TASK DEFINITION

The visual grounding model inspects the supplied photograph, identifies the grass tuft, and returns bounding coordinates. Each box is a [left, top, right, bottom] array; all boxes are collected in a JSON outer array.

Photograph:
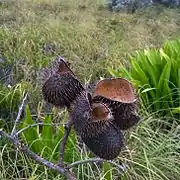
[[0, 0, 180, 179]]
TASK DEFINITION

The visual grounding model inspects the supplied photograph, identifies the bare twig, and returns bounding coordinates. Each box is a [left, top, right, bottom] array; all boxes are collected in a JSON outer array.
[[0, 130, 76, 180], [67, 158, 128, 173], [11, 92, 28, 136], [15, 123, 54, 136], [58, 117, 72, 166]]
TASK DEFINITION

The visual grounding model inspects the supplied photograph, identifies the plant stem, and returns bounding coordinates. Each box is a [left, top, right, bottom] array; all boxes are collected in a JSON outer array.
[[58, 116, 72, 166], [0, 130, 77, 180], [11, 92, 28, 136]]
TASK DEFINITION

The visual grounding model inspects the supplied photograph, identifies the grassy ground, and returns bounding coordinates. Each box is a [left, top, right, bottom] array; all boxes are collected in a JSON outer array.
[[1, 0, 180, 81], [0, 0, 180, 179]]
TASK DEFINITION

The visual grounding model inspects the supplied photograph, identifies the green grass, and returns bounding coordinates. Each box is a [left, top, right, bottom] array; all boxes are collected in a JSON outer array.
[[0, 0, 180, 179], [1, 0, 180, 82], [1, 113, 179, 180]]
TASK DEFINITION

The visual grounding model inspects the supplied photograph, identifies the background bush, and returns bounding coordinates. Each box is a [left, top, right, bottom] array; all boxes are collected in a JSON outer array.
[[109, 39, 180, 117]]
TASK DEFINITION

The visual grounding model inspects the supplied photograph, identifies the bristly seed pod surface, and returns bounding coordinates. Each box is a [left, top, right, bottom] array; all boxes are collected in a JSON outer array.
[[71, 91, 124, 160], [40, 56, 84, 108], [114, 103, 140, 130], [82, 124, 124, 160], [70, 91, 92, 132], [71, 91, 113, 137]]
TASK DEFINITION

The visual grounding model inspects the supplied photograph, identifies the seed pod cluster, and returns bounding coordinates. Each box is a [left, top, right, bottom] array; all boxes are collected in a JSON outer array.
[[40, 57, 140, 160]]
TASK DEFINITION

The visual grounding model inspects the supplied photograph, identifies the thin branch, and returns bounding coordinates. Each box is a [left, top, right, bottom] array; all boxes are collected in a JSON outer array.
[[11, 92, 28, 136], [15, 123, 54, 136], [67, 158, 128, 173], [58, 117, 72, 166], [0, 130, 76, 180]]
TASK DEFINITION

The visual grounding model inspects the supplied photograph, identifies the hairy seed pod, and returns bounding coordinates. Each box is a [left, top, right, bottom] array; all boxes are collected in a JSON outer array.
[[93, 78, 140, 130], [70, 91, 93, 132], [40, 56, 84, 108], [71, 92, 124, 160], [113, 102, 140, 130], [81, 124, 124, 160], [92, 102, 112, 121]]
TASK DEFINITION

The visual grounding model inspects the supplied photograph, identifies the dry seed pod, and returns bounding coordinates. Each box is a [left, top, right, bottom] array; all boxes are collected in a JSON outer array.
[[93, 78, 137, 104], [71, 92, 112, 138], [81, 124, 124, 160], [71, 92, 124, 160], [40, 56, 84, 108], [93, 78, 140, 130], [70, 91, 93, 132], [114, 105, 140, 130]]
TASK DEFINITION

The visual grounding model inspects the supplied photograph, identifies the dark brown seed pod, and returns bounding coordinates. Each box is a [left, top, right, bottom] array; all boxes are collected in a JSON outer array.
[[81, 124, 124, 160], [113, 103, 140, 130], [71, 91, 112, 138], [40, 56, 84, 108], [70, 92, 124, 160], [70, 91, 93, 132], [93, 78, 140, 130]]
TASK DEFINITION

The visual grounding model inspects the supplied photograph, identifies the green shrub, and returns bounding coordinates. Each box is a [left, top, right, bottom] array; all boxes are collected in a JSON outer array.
[[21, 105, 79, 163], [109, 39, 180, 116], [1, 111, 179, 180], [0, 82, 27, 131], [19, 105, 116, 179], [0, 83, 25, 115]]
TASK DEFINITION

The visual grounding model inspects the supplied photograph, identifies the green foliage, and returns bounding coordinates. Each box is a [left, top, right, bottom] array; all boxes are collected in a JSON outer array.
[[1, 0, 180, 179], [0, 83, 26, 116], [109, 39, 180, 116], [0, 82, 27, 132], [123, 116, 180, 180], [1, 0, 180, 83], [1, 112, 180, 180], [21, 105, 78, 163]]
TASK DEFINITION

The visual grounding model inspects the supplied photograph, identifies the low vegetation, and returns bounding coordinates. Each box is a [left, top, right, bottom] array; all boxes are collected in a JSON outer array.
[[109, 39, 180, 117], [0, 0, 180, 179]]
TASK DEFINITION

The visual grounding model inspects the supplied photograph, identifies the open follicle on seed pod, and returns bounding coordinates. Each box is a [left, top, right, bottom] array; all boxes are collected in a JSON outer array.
[[92, 102, 112, 121], [71, 92, 124, 160], [40, 56, 84, 108], [93, 78, 140, 130]]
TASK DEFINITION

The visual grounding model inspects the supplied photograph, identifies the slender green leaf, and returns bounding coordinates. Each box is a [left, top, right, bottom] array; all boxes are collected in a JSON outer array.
[[22, 105, 41, 152], [103, 162, 113, 180], [141, 88, 157, 94], [172, 107, 180, 114], [131, 60, 148, 85], [41, 115, 53, 148]]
